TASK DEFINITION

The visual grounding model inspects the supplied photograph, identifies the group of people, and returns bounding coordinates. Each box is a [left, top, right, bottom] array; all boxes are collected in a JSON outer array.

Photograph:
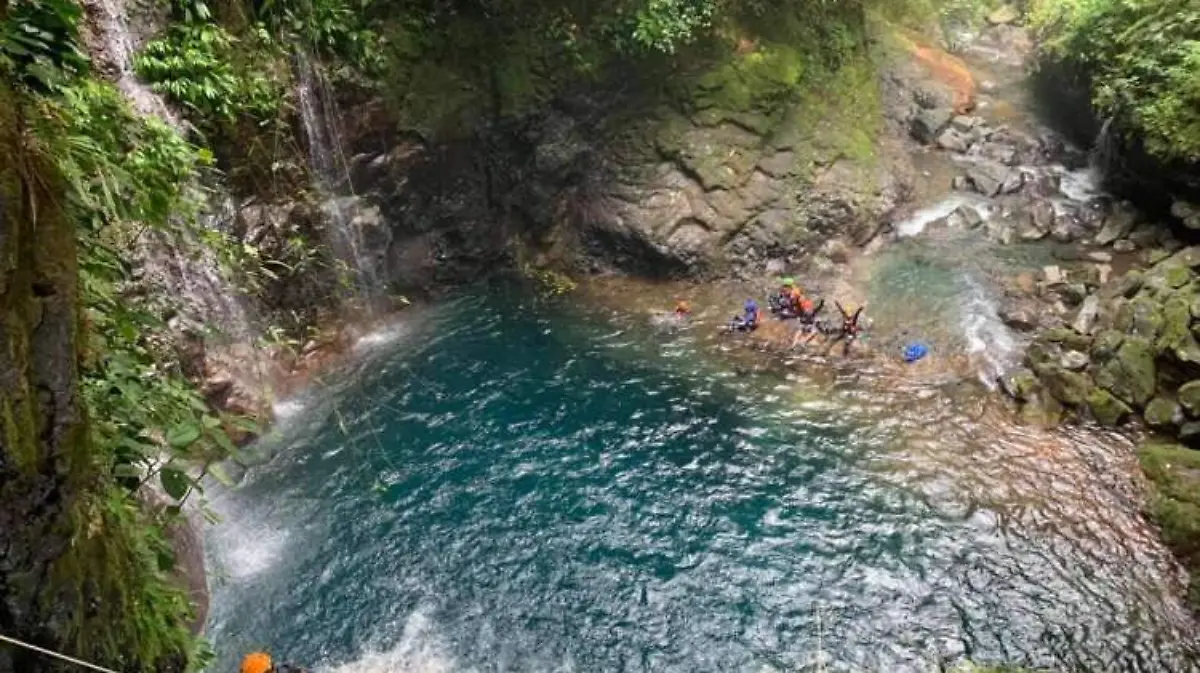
[[723, 278, 865, 355]]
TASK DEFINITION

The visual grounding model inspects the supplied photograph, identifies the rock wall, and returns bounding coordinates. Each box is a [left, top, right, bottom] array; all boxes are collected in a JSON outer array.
[[311, 41, 954, 288], [0, 81, 90, 672]]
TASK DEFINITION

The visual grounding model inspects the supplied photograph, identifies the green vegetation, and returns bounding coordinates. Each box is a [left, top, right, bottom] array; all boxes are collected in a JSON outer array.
[[2, 1, 253, 669], [1139, 442, 1200, 609], [1030, 0, 1200, 161]]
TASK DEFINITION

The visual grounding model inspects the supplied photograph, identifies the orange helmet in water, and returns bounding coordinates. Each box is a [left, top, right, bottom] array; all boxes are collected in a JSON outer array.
[[242, 652, 273, 673]]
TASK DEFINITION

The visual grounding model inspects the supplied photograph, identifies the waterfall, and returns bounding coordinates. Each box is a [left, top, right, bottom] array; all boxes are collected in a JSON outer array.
[[1090, 116, 1119, 184], [85, 0, 268, 388], [90, 0, 182, 128], [294, 52, 381, 301]]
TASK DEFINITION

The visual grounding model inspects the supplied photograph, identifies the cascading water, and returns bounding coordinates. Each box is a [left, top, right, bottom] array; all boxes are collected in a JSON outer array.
[[959, 275, 1017, 387], [90, 0, 181, 127], [295, 52, 381, 301], [85, 0, 266, 382]]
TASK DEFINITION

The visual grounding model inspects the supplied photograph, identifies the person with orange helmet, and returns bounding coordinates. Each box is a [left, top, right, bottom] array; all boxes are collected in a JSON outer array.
[[242, 652, 309, 673]]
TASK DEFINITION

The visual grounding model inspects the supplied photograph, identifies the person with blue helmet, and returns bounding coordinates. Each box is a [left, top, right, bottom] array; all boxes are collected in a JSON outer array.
[[728, 298, 762, 332]]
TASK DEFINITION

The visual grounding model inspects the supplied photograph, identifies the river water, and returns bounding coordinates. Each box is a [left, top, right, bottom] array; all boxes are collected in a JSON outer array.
[[205, 284, 1199, 673]]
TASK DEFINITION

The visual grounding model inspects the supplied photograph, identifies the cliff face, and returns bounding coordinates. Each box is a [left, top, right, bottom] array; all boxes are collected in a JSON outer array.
[[0, 81, 90, 672]]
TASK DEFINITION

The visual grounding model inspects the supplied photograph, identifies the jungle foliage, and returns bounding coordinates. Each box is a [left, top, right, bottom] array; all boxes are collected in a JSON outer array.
[[1031, 0, 1200, 162]]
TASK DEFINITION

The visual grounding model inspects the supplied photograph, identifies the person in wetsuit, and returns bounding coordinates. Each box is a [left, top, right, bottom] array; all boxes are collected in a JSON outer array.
[[790, 297, 825, 348], [826, 301, 864, 355], [728, 299, 762, 332], [769, 280, 797, 318]]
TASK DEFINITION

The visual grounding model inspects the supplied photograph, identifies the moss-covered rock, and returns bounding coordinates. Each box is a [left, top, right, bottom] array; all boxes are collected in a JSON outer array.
[[1119, 295, 1164, 340], [1000, 367, 1040, 401], [1145, 396, 1184, 428], [1138, 442, 1200, 609], [1090, 329, 1125, 362], [1039, 365, 1093, 407], [1158, 296, 1200, 365], [1180, 381, 1200, 416], [1088, 388, 1132, 426], [1095, 336, 1157, 406], [1042, 326, 1093, 351]]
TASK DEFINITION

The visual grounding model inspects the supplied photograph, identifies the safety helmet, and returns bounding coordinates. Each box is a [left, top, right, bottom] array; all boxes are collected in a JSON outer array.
[[780, 277, 795, 287], [241, 652, 273, 673]]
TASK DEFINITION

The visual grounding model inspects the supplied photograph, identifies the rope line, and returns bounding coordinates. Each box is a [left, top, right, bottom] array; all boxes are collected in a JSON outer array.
[[0, 633, 120, 673]]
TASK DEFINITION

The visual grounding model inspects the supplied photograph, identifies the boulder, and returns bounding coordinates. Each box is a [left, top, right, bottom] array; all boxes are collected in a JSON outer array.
[[1051, 218, 1087, 244], [1167, 246, 1200, 269], [1042, 265, 1066, 286], [1029, 200, 1056, 232], [1071, 295, 1101, 335], [999, 171, 1027, 195], [1095, 336, 1156, 407], [1094, 205, 1136, 245], [1112, 239, 1137, 253], [1088, 388, 1132, 426], [1181, 381, 1200, 416], [985, 219, 1015, 245], [936, 129, 972, 153], [1042, 326, 1093, 352], [1018, 219, 1049, 241], [999, 302, 1039, 331], [1145, 397, 1184, 428], [1171, 200, 1200, 230], [1180, 422, 1200, 445], [1000, 368, 1040, 401], [1059, 283, 1088, 306], [1159, 297, 1200, 365], [951, 116, 983, 133], [1086, 251, 1113, 263], [951, 175, 971, 191], [1121, 296, 1164, 340], [912, 108, 954, 144], [1090, 330, 1124, 361], [1040, 366, 1093, 406], [954, 205, 984, 228], [967, 164, 1009, 197], [988, 5, 1020, 25], [1116, 271, 1143, 298], [1061, 350, 1090, 371]]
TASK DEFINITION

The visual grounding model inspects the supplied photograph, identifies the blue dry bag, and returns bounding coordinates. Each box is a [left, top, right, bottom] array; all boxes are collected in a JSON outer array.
[[903, 342, 929, 363]]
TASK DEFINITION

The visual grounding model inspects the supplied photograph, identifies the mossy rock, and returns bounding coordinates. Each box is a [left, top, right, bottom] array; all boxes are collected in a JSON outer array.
[[1145, 263, 1194, 294], [1095, 336, 1157, 407], [1145, 396, 1184, 428], [1158, 296, 1200, 365], [1039, 365, 1093, 407], [1181, 381, 1200, 416], [1001, 368, 1040, 402], [1090, 329, 1125, 362], [1042, 326, 1092, 351], [1138, 442, 1200, 608], [1124, 296, 1165, 340], [1116, 270, 1143, 298], [1088, 388, 1132, 426]]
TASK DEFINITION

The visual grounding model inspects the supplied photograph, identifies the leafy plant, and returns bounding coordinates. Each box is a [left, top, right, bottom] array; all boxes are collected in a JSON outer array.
[[1031, 0, 1200, 161]]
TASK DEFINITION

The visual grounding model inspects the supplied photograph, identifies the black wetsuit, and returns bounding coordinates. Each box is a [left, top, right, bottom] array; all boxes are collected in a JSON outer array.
[[827, 301, 863, 355]]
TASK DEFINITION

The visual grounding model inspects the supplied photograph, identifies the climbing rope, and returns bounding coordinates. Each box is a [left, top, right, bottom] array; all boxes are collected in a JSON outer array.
[[0, 633, 120, 673]]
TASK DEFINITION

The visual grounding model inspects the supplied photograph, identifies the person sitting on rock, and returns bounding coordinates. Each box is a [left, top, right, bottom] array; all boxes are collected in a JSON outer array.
[[826, 301, 865, 355], [728, 299, 761, 332], [791, 297, 826, 349], [242, 651, 310, 673], [769, 278, 805, 319]]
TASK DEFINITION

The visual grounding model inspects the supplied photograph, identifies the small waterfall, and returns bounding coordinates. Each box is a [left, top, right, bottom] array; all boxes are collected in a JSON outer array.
[[90, 0, 182, 128], [86, 0, 269, 392], [294, 52, 380, 300], [959, 275, 1017, 388]]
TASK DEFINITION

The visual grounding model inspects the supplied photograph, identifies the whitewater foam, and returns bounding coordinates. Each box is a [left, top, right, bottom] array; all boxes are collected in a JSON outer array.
[[959, 275, 1017, 387], [893, 196, 985, 237], [320, 609, 465, 673]]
